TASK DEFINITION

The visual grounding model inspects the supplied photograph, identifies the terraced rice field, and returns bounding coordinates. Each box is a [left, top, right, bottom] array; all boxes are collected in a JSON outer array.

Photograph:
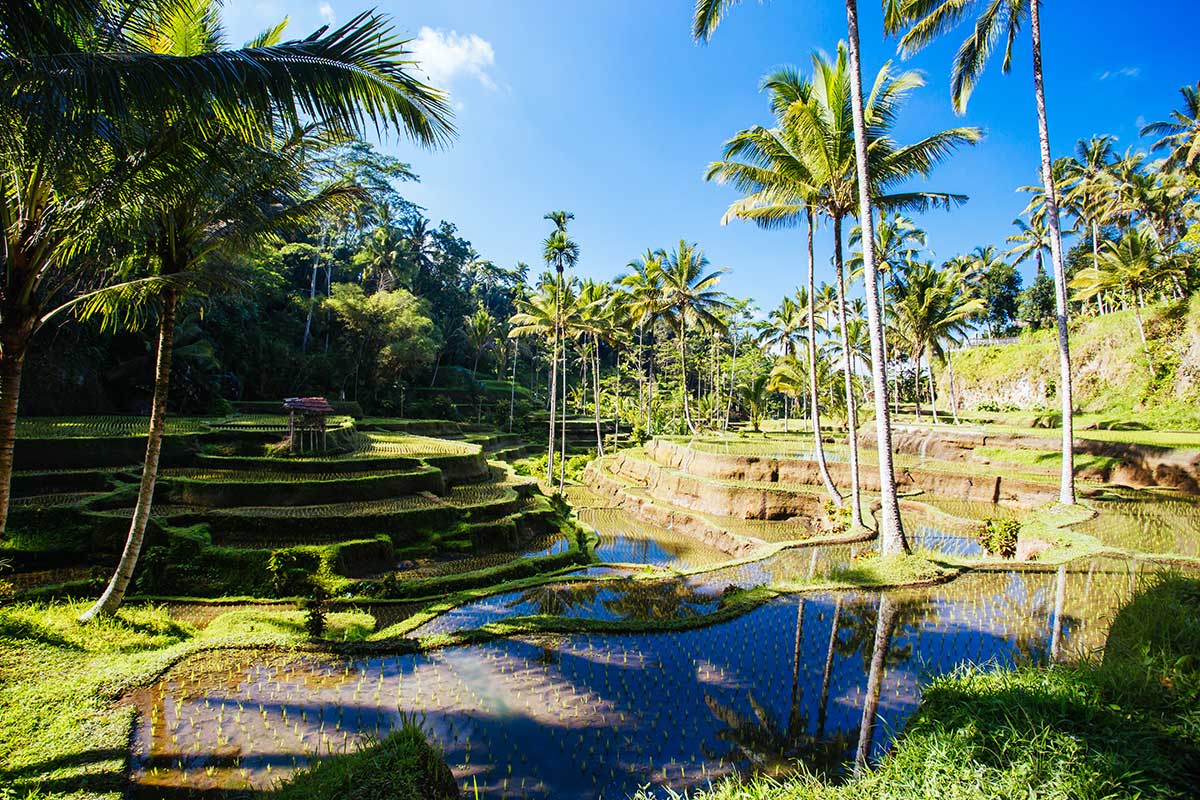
[[580, 508, 731, 569], [132, 561, 1146, 799], [1077, 488, 1200, 557]]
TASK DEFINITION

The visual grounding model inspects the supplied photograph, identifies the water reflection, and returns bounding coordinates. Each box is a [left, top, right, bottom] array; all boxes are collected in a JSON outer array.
[[132, 562, 1146, 799]]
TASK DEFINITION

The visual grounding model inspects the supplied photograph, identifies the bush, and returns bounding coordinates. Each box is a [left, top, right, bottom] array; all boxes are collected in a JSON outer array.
[[267, 548, 322, 596], [979, 517, 1021, 558], [271, 716, 457, 800], [302, 580, 330, 639]]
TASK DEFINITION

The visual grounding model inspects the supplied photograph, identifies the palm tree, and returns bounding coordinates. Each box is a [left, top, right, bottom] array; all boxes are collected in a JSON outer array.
[[1071, 228, 1184, 377], [889, 0, 1078, 506], [0, 2, 454, 539], [360, 201, 405, 291], [75, 5, 454, 620], [696, 0, 921, 550], [1063, 136, 1118, 288], [575, 279, 614, 455], [659, 240, 729, 434], [738, 373, 770, 433], [705, 73, 844, 505], [463, 306, 496, 377], [767, 356, 809, 432], [1142, 82, 1200, 173], [755, 296, 807, 432], [82, 128, 364, 620], [620, 250, 667, 437], [891, 261, 984, 424], [542, 220, 580, 486]]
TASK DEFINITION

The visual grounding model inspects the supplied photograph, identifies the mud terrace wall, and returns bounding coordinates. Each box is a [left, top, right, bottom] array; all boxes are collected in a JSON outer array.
[[644, 438, 1058, 509], [874, 426, 1200, 494]]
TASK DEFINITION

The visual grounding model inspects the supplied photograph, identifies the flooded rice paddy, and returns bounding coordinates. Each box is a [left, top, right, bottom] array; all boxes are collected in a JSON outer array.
[[132, 506, 1158, 800]]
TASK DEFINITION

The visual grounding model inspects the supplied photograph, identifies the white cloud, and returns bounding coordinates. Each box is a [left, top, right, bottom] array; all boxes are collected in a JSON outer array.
[[409, 27, 497, 90], [318, 3, 335, 25], [1099, 67, 1140, 81]]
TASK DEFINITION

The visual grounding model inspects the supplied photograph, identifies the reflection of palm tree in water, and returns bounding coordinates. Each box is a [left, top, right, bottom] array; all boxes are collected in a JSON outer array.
[[512, 582, 602, 617], [705, 600, 854, 778], [986, 569, 1077, 665], [600, 579, 717, 620], [512, 578, 715, 621]]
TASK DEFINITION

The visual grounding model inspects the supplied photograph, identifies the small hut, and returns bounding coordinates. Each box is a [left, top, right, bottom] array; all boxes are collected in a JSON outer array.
[[283, 396, 335, 453]]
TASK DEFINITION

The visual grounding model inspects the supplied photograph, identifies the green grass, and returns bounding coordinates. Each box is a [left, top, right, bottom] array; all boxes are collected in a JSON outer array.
[[0, 601, 374, 799], [269, 718, 458, 799], [633, 573, 1200, 800]]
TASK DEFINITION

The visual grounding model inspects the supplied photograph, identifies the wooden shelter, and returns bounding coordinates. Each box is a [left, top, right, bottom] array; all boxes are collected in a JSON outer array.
[[283, 396, 335, 453]]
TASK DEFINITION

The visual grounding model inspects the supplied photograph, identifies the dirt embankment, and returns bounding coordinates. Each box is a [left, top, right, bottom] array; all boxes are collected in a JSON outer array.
[[873, 426, 1200, 493], [644, 439, 1057, 509]]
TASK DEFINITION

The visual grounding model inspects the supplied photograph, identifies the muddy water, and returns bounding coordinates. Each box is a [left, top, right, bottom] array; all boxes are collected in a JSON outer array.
[[131, 560, 1146, 799]]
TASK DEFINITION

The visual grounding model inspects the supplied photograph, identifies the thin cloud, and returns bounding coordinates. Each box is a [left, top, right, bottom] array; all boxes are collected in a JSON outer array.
[[410, 27, 497, 91], [1099, 67, 1140, 81]]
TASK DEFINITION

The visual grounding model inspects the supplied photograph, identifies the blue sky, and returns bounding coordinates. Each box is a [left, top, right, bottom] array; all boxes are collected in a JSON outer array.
[[224, 1, 1199, 314]]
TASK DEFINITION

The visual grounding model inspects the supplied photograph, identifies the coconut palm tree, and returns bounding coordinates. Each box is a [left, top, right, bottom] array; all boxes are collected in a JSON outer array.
[[889, 0, 1078, 506], [1142, 82, 1200, 173], [891, 261, 984, 424], [738, 372, 770, 433], [711, 46, 979, 531], [620, 251, 666, 436], [0, 2, 454, 539], [706, 75, 843, 504], [754, 296, 807, 432], [81, 127, 367, 620], [574, 279, 614, 455], [696, 0, 927, 552], [74, 6, 454, 620], [1063, 136, 1118, 285], [659, 240, 729, 434], [463, 306, 496, 377], [1071, 228, 1185, 377]]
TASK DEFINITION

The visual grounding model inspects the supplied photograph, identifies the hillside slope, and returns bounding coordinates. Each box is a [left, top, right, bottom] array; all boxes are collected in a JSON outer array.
[[945, 294, 1200, 430]]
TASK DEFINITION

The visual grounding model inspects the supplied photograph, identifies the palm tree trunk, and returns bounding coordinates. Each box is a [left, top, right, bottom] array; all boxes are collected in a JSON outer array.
[[833, 215, 863, 527], [854, 593, 898, 776], [81, 289, 177, 620], [679, 316, 696, 434], [926, 351, 939, 424], [0, 317, 34, 538], [592, 334, 604, 456], [1030, 0, 1076, 506], [1132, 292, 1155, 378], [845, 0, 907, 551], [559, 336, 568, 493], [724, 321, 738, 432], [547, 274, 561, 485], [508, 341, 517, 433], [1049, 563, 1067, 663], [788, 599, 807, 736]]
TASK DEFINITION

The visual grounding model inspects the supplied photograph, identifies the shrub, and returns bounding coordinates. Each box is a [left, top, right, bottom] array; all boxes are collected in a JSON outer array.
[[302, 580, 330, 639], [979, 517, 1021, 558], [823, 499, 852, 533], [267, 549, 322, 596], [271, 716, 457, 800]]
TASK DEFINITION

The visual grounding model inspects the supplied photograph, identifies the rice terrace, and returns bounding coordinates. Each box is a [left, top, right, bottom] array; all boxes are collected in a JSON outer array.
[[2, 2, 1200, 799]]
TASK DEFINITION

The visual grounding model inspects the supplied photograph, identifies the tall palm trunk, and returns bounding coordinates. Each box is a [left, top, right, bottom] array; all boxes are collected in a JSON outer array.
[[678, 315, 696, 434], [1030, 0, 1076, 506], [832, 216, 863, 527], [592, 334, 604, 455], [926, 350, 940, 424], [1132, 290, 1155, 378], [547, 271, 562, 484], [854, 593, 898, 775], [559, 336, 567, 493], [508, 341, 517, 432], [807, 211, 844, 507], [81, 289, 177, 620], [1049, 563, 1067, 663], [0, 312, 36, 538], [845, 0, 907, 551]]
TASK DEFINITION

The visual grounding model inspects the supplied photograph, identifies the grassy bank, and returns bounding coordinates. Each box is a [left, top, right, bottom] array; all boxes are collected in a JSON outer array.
[[635, 573, 1200, 800]]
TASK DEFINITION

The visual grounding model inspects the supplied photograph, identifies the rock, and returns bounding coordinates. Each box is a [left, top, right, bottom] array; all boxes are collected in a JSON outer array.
[[1016, 536, 1052, 562]]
